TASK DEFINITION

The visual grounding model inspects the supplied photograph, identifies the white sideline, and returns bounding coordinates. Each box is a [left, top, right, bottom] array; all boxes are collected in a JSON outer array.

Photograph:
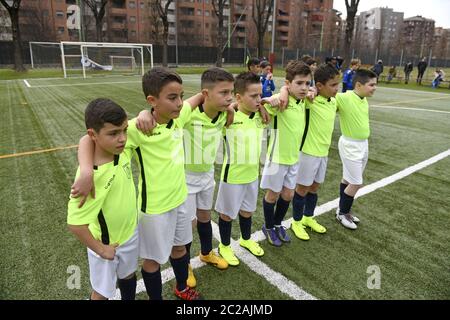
[[22, 78, 200, 88], [111, 154, 450, 300], [371, 105, 450, 114], [376, 86, 450, 97]]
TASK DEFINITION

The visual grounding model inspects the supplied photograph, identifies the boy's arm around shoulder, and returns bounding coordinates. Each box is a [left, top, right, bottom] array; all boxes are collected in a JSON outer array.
[[185, 93, 204, 110], [71, 135, 95, 208], [136, 109, 157, 135]]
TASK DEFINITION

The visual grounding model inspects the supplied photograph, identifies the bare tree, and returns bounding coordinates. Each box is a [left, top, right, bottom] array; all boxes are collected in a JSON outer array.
[[343, 0, 360, 68], [1, 0, 24, 71], [211, 0, 228, 67], [152, 0, 173, 67], [148, 0, 162, 45], [252, 0, 274, 57], [21, 6, 55, 42], [81, 0, 107, 42]]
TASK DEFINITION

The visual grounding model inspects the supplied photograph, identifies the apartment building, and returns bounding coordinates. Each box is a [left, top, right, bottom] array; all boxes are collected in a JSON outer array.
[[402, 15, 435, 58], [354, 7, 404, 57]]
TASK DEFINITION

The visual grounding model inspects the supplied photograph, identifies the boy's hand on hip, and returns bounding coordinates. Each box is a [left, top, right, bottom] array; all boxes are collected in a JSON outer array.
[[100, 243, 119, 260]]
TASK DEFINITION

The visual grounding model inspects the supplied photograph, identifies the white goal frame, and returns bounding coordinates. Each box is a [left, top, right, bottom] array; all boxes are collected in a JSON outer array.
[[110, 55, 137, 71], [29, 41, 61, 69], [60, 41, 153, 78]]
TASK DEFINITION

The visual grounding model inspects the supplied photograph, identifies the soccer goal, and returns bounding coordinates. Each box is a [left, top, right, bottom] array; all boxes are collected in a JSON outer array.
[[29, 42, 63, 69], [29, 41, 153, 78], [61, 41, 153, 78]]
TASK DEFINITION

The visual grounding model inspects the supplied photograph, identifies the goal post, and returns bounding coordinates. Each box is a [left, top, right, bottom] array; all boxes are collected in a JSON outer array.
[[60, 41, 153, 78], [29, 41, 62, 69]]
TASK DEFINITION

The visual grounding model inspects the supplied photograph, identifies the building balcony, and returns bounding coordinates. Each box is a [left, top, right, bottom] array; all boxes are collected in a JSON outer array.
[[277, 25, 289, 32], [109, 7, 127, 15], [110, 22, 126, 29]]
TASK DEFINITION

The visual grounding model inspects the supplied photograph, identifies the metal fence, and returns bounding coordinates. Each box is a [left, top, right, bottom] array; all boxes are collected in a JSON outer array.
[[1, 41, 449, 72]]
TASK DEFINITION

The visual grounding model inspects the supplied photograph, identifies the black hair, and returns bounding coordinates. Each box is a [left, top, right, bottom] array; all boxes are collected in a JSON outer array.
[[201, 67, 234, 89], [234, 71, 261, 95], [85, 98, 127, 132], [142, 67, 182, 98], [314, 63, 340, 85], [352, 69, 378, 87], [260, 60, 272, 69], [300, 55, 317, 66], [247, 57, 260, 70], [285, 60, 312, 81]]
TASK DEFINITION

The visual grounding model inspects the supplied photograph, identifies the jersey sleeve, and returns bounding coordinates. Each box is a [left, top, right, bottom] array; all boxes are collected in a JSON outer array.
[[67, 169, 109, 226], [126, 119, 142, 150], [305, 98, 313, 110], [178, 101, 193, 128], [335, 93, 343, 112], [263, 93, 279, 116]]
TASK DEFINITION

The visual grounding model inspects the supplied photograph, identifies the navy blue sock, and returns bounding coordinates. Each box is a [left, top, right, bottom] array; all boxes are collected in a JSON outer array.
[[274, 197, 290, 225], [218, 216, 232, 246], [170, 253, 189, 291], [340, 182, 348, 199], [263, 198, 276, 229], [197, 220, 212, 255], [185, 241, 192, 260], [141, 267, 162, 300], [339, 192, 354, 214], [239, 214, 252, 240], [118, 273, 137, 300], [292, 191, 306, 221], [304, 192, 318, 217]]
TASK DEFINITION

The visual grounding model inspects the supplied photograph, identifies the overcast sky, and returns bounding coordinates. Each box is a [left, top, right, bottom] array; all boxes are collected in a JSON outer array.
[[333, 0, 450, 28]]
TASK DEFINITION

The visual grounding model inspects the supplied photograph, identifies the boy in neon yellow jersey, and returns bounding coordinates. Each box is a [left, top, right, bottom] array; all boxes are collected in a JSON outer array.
[[67, 98, 138, 300], [260, 61, 312, 246], [290, 63, 340, 241], [73, 67, 205, 300], [136, 67, 234, 288], [335, 69, 377, 230], [215, 72, 274, 266]]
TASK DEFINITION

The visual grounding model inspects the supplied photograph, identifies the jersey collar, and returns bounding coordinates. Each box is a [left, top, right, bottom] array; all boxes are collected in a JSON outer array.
[[93, 154, 120, 170], [351, 90, 365, 100], [150, 107, 174, 129], [199, 104, 222, 123]]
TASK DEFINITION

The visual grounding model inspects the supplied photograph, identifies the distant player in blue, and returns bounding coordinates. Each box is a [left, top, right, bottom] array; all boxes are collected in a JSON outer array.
[[260, 60, 275, 98], [342, 59, 361, 92]]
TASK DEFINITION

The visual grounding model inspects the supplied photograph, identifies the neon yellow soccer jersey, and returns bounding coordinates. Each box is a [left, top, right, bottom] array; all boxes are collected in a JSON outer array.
[[67, 148, 137, 245], [265, 94, 305, 165], [300, 95, 337, 157], [184, 105, 227, 173], [336, 91, 370, 140], [126, 102, 192, 214], [220, 110, 266, 184]]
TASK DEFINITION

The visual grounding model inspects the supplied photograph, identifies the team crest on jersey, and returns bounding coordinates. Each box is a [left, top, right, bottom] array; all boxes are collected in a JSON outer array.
[[172, 127, 182, 139], [122, 163, 132, 179]]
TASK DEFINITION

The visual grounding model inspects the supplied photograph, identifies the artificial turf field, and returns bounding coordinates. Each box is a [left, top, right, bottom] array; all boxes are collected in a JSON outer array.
[[1, 73, 449, 300]]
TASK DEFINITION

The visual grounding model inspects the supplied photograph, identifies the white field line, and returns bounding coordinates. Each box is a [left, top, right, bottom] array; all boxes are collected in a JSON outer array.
[[376, 86, 450, 97], [23, 79, 31, 88], [371, 105, 450, 114], [22, 78, 200, 88], [113, 148, 450, 300]]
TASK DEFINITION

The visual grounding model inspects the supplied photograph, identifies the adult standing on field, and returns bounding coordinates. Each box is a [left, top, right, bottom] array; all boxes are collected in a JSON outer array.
[[371, 60, 383, 81], [416, 57, 428, 85], [404, 61, 413, 84]]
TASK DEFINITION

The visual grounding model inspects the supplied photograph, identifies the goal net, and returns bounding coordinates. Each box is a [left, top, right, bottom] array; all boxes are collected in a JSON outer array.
[[29, 41, 153, 78], [29, 42, 62, 69]]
